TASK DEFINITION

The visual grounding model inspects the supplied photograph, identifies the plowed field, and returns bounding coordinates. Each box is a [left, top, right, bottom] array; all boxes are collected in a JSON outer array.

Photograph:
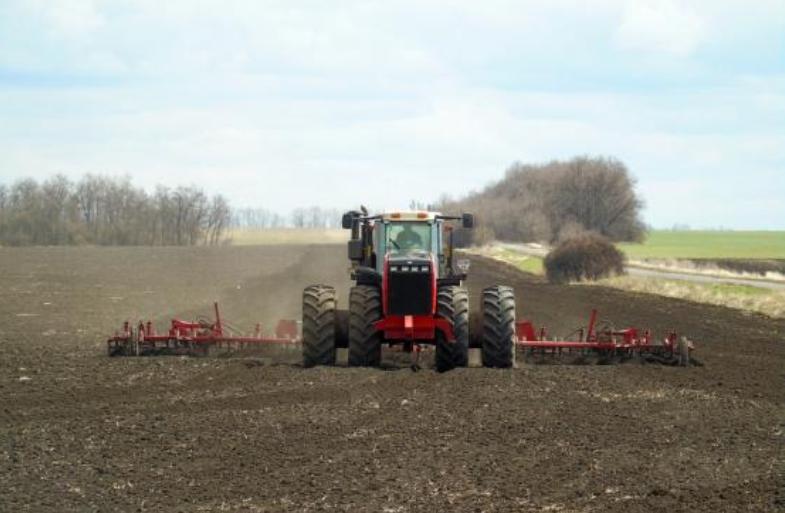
[[1, 245, 783, 512]]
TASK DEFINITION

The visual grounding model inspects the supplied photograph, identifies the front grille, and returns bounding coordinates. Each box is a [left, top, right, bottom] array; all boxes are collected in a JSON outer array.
[[388, 270, 432, 315]]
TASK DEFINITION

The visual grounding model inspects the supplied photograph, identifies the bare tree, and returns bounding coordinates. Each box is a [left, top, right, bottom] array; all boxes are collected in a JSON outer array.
[[291, 208, 306, 228], [205, 195, 231, 245], [232, 207, 281, 229], [0, 175, 233, 246], [40, 174, 78, 244], [440, 156, 645, 246]]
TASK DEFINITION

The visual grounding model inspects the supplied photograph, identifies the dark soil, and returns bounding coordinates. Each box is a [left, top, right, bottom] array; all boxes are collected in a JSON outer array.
[[1, 245, 783, 512]]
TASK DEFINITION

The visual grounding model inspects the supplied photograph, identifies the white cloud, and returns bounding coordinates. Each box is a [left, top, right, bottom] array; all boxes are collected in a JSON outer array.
[[615, 0, 706, 57], [27, 0, 105, 40], [0, 0, 783, 228]]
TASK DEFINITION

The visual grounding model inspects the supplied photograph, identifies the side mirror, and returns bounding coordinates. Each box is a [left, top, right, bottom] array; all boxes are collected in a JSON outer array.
[[341, 212, 355, 230], [462, 213, 475, 229]]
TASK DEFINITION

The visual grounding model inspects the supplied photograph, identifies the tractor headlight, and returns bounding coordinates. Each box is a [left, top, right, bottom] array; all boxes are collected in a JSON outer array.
[[456, 259, 471, 273], [402, 266, 410, 272], [420, 265, 429, 272]]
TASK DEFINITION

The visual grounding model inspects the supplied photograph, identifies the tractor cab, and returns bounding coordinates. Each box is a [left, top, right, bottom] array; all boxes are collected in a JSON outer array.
[[301, 207, 514, 373], [377, 213, 436, 257], [342, 209, 474, 284]]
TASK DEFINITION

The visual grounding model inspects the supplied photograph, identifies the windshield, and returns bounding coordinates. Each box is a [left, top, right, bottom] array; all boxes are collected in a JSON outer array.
[[386, 222, 431, 255]]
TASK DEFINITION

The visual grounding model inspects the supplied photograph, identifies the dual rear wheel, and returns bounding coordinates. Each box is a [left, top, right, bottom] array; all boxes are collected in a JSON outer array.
[[301, 285, 337, 368], [348, 285, 382, 367], [480, 285, 516, 368], [435, 286, 469, 372], [301, 284, 383, 368]]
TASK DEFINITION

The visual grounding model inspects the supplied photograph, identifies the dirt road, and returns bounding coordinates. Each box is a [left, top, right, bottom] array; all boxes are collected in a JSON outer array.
[[1, 245, 783, 512]]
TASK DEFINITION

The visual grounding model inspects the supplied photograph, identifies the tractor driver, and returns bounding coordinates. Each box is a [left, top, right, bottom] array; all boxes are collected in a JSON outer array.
[[395, 223, 423, 250]]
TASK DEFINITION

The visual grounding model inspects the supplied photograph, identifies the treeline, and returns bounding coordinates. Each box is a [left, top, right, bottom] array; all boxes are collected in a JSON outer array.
[[232, 207, 343, 229], [0, 175, 231, 246], [441, 156, 646, 246], [1, 157, 645, 247]]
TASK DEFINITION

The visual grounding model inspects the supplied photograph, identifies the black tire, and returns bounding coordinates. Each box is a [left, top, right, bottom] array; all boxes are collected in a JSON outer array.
[[435, 286, 469, 372], [481, 285, 516, 369], [302, 285, 337, 367], [334, 309, 349, 348], [348, 285, 383, 367]]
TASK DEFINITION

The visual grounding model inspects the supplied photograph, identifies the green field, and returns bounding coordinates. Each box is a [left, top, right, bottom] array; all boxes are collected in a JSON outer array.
[[618, 230, 785, 260]]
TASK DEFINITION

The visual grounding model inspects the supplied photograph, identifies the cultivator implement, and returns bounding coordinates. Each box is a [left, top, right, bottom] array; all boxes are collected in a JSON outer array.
[[107, 302, 300, 356], [107, 302, 694, 366], [514, 309, 695, 366]]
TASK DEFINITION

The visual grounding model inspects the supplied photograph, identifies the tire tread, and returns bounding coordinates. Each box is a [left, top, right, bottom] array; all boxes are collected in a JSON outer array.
[[481, 285, 516, 368], [435, 286, 469, 372], [348, 285, 383, 367], [302, 285, 337, 367]]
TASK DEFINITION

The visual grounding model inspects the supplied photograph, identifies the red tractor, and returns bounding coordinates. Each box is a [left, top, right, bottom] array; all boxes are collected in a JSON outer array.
[[302, 209, 516, 371]]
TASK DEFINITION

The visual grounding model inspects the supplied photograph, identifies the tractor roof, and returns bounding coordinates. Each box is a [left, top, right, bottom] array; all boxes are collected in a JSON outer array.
[[379, 211, 441, 222]]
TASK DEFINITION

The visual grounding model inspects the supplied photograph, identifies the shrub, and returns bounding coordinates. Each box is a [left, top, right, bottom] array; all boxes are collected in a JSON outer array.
[[544, 233, 626, 284]]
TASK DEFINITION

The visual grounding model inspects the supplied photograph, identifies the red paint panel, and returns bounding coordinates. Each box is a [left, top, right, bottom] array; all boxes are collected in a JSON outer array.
[[374, 315, 455, 341]]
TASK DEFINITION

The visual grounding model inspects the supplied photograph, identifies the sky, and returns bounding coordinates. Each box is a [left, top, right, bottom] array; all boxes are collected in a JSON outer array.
[[0, 0, 783, 229]]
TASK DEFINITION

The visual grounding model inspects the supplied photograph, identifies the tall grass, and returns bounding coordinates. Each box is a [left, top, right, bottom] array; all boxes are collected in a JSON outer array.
[[595, 276, 785, 318]]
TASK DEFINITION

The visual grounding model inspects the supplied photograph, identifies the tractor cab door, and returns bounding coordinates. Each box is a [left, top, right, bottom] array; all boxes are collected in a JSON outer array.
[[434, 220, 446, 278]]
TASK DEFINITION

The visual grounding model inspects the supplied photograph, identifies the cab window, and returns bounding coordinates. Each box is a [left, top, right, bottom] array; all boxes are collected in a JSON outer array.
[[386, 222, 431, 255]]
